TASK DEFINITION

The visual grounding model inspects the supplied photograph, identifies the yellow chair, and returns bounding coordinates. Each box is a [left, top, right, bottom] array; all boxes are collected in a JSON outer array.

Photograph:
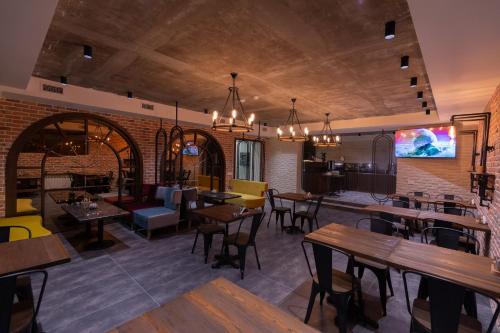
[[0, 215, 51, 241], [17, 198, 38, 214], [226, 179, 268, 209], [197, 175, 220, 192]]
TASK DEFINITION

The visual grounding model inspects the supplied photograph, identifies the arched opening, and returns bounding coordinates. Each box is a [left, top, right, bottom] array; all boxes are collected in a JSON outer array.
[[166, 129, 226, 192], [5, 113, 143, 223]]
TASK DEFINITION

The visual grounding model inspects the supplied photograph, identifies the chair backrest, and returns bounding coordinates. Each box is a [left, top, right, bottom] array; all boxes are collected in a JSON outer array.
[[392, 199, 409, 208], [266, 188, 278, 209], [235, 212, 265, 246], [356, 217, 395, 236], [302, 240, 354, 294], [230, 179, 268, 197], [421, 227, 480, 254], [380, 212, 397, 223], [436, 206, 464, 216], [309, 196, 324, 217], [0, 225, 32, 243], [0, 270, 48, 333]]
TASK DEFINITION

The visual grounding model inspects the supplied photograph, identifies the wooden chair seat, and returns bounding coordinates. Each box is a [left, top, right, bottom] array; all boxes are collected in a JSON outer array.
[[198, 224, 225, 235], [412, 298, 482, 333], [274, 206, 291, 212], [354, 256, 387, 270], [225, 232, 250, 246], [294, 210, 314, 219], [313, 269, 354, 294]]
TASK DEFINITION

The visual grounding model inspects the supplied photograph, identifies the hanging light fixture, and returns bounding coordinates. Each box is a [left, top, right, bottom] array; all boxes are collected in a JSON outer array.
[[312, 113, 341, 147], [410, 77, 417, 87], [211, 72, 255, 132], [277, 98, 309, 142], [384, 21, 396, 40], [400, 56, 409, 69]]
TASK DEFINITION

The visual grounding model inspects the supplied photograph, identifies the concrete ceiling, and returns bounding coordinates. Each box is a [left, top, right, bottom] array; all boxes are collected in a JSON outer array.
[[32, 0, 435, 125], [408, 0, 500, 120]]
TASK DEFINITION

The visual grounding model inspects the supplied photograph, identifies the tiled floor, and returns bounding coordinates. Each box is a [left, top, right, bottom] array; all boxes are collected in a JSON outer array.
[[33, 200, 497, 332]]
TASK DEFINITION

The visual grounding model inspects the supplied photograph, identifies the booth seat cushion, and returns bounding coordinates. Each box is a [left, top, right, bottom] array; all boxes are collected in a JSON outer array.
[[0, 215, 51, 241], [197, 175, 219, 191], [229, 179, 268, 197], [133, 207, 178, 230], [226, 193, 266, 209], [16, 199, 38, 214], [121, 201, 161, 213], [102, 195, 135, 205]]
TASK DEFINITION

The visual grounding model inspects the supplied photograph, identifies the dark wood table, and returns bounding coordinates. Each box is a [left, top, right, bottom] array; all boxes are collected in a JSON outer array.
[[390, 193, 476, 209], [364, 204, 421, 220], [306, 223, 500, 300], [274, 192, 321, 233], [0, 235, 71, 332], [49, 190, 93, 204], [109, 277, 319, 333], [199, 191, 241, 204], [193, 204, 259, 268], [61, 201, 129, 250]]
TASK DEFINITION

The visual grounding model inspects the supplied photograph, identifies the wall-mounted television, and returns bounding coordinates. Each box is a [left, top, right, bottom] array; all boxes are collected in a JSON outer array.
[[395, 126, 456, 158], [182, 143, 199, 156]]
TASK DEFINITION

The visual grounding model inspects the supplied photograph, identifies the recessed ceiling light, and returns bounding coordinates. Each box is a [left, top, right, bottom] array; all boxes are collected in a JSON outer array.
[[385, 21, 395, 40], [400, 56, 409, 69], [425, 109, 430, 115], [83, 45, 92, 59], [417, 91, 423, 99], [410, 77, 417, 87], [127, 91, 133, 99], [60, 76, 67, 85], [422, 101, 428, 108]]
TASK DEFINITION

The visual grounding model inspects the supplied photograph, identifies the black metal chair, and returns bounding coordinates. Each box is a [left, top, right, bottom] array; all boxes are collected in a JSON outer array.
[[301, 240, 362, 333], [381, 199, 413, 234], [222, 212, 265, 279], [266, 189, 291, 230], [191, 218, 225, 264], [407, 191, 430, 210], [421, 227, 480, 255], [435, 204, 466, 216], [293, 196, 323, 233], [351, 217, 408, 316], [403, 270, 499, 333], [0, 226, 32, 243], [0, 270, 48, 333]]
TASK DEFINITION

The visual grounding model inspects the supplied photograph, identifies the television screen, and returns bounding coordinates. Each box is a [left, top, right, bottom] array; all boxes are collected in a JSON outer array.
[[182, 144, 199, 156], [395, 126, 456, 158]]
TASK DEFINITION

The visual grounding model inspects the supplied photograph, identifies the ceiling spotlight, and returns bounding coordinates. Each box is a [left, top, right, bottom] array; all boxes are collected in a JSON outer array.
[[385, 21, 395, 40], [83, 45, 92, 59], [60, 76, 68, 85], [422, 101, 428, 108], [410, 77, 417, 87], [264, 122, 268, 126], [400, 56, 409, 69], [417, 91, 423, 99], [204, 108, 208, 114], [425, 109, 431, 115], [127, 91, 133, 99]]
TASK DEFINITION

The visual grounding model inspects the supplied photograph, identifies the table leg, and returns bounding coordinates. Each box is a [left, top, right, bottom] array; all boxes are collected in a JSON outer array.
[[212, 223, 239, 269], [85, 222, 92, 237], [485, 231, 491, 257], [85, 219, 115, 251], [285, 200, 303, 234]]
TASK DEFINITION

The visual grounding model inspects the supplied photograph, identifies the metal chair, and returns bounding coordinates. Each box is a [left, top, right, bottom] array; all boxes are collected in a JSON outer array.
[[403, 270, 499, 333], [302, 240, 362, 333], [0, 226, 32, 243], [407, 191, 430, 210], [293, 196, 324, 233], [351, 217, 408, 316], [222, 212, 265, 279], [435, 204, 466, 216], [0, 270, 48, 333], [421, 227, 480, 255], [191, 220, 225, 264], [266, 189, 291, 230]]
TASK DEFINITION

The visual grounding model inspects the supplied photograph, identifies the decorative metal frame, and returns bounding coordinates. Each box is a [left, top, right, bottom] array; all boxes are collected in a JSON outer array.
[[154, 119, 168, 184], [5, 113, 143, 218], [277, 98, 309, 142], [370, 131, 395, 204], [211, 72, 255, 132], [167, 101, 185, 187], [312, 113, 341, 147]]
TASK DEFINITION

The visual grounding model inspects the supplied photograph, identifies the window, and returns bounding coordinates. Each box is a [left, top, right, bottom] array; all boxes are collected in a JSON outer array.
[[234, 139, 264, 181]]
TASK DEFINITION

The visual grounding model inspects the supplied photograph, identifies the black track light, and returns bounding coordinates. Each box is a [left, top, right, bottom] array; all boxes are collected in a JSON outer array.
[[83, 45, 92, 59], [410, 77, 417, 87], [385, 21, 395, 40], [60, 76, 67, 85], [417, 91, 423, 99], [204, 108, 208, 114], [264, 122, 268, 126], [400, 56, 409, 69], [422, 101, 428, 108], [425, 109, 430, 115], [127, 91, 133, 99]]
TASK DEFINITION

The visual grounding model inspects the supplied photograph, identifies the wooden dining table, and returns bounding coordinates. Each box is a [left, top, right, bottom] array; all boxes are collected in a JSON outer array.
[[274, 192, 321, 233], [306, 224, 500, 299], [364, 204, 421, 220], [390, 193, 476, 209], [109, 277, 319, 333]]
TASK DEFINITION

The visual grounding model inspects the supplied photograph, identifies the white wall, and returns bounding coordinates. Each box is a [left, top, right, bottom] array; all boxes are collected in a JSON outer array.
[[265, 138, 302, 193]]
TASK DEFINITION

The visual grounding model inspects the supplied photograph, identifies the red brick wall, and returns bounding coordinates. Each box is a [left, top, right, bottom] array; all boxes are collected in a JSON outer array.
[[0, 98, 253, 216]]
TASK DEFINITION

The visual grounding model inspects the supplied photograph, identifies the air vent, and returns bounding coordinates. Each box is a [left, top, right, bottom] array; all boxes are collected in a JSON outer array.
[[42, 84, 63, 94], [141, 103, 154, 110]]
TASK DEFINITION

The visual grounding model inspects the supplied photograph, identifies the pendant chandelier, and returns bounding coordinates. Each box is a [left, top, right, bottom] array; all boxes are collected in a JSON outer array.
[[211, 72, 255, 132], [312, 113, 341, 147], [277, 98, 309, 142]]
